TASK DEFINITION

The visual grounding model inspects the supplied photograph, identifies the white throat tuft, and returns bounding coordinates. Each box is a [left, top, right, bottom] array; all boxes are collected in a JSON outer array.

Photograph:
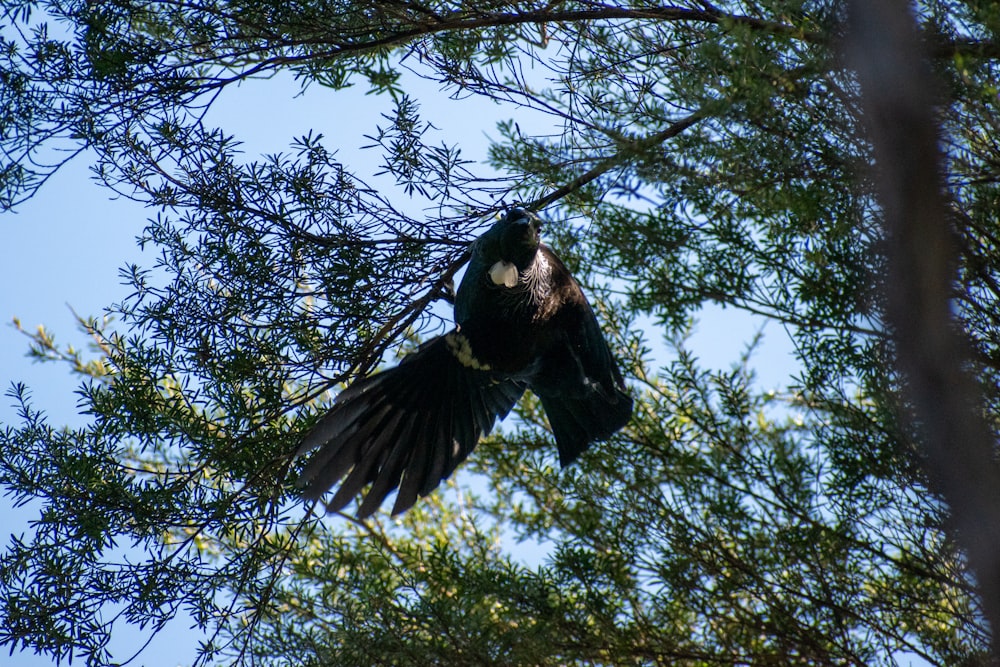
[[489, 260, 519, 288]]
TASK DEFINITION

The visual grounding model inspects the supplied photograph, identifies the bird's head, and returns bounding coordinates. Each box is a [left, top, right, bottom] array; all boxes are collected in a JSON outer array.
[[496, 207, 542, 270], [472, 207, 544, 289]]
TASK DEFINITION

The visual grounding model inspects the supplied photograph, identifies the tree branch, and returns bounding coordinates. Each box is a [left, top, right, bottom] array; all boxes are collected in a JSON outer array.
[[847, 0, 1000, 657], [529, 111, 704, 211]]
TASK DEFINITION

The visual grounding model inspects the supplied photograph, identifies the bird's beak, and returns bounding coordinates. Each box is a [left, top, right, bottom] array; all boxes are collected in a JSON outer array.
[[511, 210, 541, 240]]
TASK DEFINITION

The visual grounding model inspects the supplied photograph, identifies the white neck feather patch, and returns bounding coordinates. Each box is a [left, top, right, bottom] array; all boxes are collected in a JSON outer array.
[[489, 260, 519, 288]]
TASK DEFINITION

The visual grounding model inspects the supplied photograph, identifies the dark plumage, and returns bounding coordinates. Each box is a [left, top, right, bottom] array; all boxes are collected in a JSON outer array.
[[296, 208, 633, 517]]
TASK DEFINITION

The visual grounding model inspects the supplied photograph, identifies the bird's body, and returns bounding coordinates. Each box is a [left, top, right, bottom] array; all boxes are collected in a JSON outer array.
[[297, 208, 632, 516]]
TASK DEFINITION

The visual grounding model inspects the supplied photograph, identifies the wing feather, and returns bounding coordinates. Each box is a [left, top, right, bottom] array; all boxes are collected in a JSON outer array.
[[297, 334, 524, 516]]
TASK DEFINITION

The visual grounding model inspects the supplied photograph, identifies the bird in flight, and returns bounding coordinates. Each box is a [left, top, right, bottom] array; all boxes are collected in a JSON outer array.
[[296, 208, 633, 517]]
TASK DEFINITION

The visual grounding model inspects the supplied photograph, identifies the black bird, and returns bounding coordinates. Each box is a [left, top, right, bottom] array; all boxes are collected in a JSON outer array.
[[296, 208, 633, 517]]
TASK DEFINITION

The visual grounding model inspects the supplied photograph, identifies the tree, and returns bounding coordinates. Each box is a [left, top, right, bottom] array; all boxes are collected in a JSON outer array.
[[2, 0, 999, 664]]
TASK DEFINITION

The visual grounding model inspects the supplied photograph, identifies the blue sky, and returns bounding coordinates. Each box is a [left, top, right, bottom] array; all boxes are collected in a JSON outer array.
[[0, 70, 799, 666]]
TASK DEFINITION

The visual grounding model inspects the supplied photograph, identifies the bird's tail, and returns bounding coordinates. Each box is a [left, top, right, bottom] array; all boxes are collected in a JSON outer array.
[[296, 334, 524, 517], [539, 386, 633, 468]]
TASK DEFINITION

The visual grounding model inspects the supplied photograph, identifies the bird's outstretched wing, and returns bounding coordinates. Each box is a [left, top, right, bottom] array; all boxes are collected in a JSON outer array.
[[296, 334, 525, 516], [536, 365, 633, 467], [526, 247, 633, 466]]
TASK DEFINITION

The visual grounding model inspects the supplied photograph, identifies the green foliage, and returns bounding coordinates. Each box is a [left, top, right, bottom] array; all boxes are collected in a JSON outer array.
[[2, 1, 999, 665]]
